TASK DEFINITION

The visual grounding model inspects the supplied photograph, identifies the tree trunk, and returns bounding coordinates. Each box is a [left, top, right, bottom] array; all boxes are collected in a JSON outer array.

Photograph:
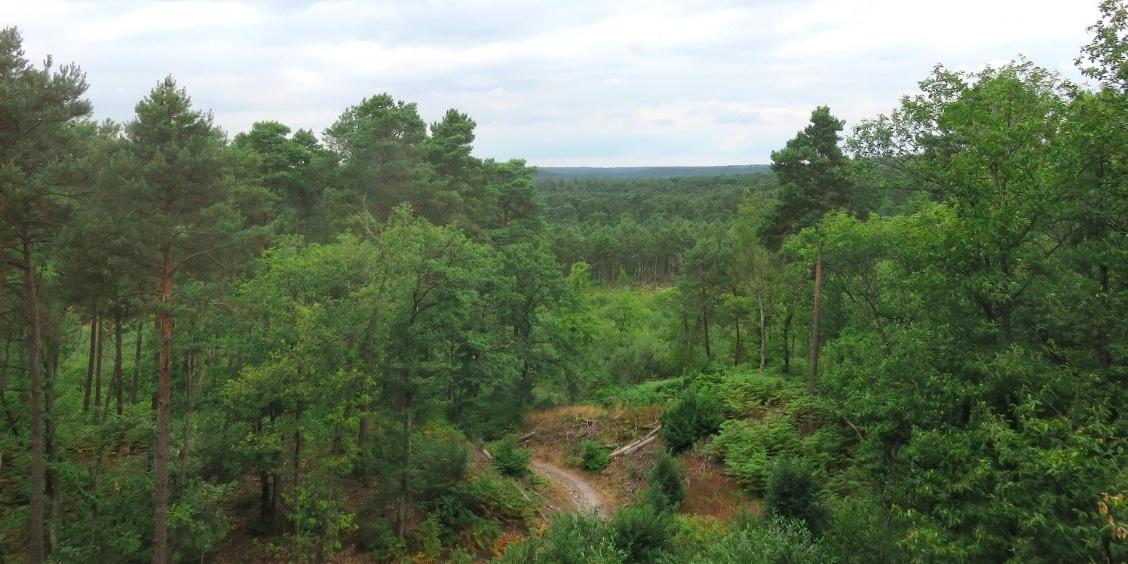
[[0, 335, 15, 433], [45, 341, 60, 555], [94, 318, 103, 421], [82, 317, 96, 412], [153, 248, 174, 564], [782, 311, 793, 374], [131, 318, 142, 404], [179, 352, 193, 486], [259, 470, 273, 529], [808, 252, 824, 392], [758, 291, 767, 374], [396, 376, 413, 537], [113, 312, 124, 416], [23, 232, 45, 564]]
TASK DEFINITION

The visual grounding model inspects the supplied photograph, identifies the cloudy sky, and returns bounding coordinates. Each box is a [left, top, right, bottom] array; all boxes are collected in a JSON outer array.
[[8, 0, 1101, 166]]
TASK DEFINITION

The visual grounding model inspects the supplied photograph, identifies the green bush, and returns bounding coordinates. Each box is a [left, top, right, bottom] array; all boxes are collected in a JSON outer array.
[[821, 496, 908, 564], [709, 415, 803, 492], [644, 451, 686, 511], [497, 512, 625, 563], [285, 484, 357, 562], [570, 439, 611, 472], [610, 502, 675, 563], [764, 460, 826, 535], [660, 389, 723, 453], [491, 435, 533, 477], [674, 516, 835, 563]]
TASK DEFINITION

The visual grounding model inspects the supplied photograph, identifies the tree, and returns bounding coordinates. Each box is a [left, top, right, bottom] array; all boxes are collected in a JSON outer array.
[[232, 121, 325, 236], [762, 106, 860, 389], [322, 93, 437, 225], [121, 77, 243, 564], [0, 27, 91, 562]]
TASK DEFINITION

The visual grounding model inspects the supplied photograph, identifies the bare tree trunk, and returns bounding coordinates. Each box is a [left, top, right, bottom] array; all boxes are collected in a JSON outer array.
[[0, 335, 16, 433], [396, 376, 413, 537], [94, 318, 103, 421], [758, 291, 767, 373], [23, 232, 45, 564], [808, 252, 824, 393], [82, 317, 96, 412], [131, 318, 142, 404], [179, 352, 193, 486], [45, 341, 60, 555], [153, 248, 174, 564], [113, 312, 124, 416]]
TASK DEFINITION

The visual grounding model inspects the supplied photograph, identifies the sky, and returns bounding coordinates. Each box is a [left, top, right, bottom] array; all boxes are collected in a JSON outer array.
[[6, 0, 1103, 166]]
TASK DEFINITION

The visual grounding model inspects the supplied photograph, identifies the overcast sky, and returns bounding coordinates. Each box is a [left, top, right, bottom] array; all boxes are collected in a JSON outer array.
[[7, 0, 1101, 166]]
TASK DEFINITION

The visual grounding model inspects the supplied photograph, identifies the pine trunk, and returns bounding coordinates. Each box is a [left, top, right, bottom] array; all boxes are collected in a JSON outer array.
[[82, 318, 96, 412], [153, 248, 174, 564], [94, 318, 103, 421], [23, 233, 45, 564], [113, 313, 124, 416], [808, 252, 824, 392], [131, 319, 142, 404], [758, 291, 767, 374]]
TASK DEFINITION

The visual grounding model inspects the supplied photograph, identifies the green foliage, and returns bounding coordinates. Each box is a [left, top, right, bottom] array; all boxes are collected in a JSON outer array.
[[821, 496, 908, 564], [571, 439, 611, 472], [660, 389, 723, 453], [169, 480, 233, 562], [764, 460, 826, 535], [644, 451, 686, 512], [285, 484, 357, 562], [491, 435, 533, 477], [497, 513, 625, 564], [672, 517, 834, 564], [609, 502, 675, 563]]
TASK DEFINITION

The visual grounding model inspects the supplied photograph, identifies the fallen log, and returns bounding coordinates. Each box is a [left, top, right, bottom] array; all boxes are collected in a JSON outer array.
[[518, 422, 544, 443], [608, 425, 661, 459]]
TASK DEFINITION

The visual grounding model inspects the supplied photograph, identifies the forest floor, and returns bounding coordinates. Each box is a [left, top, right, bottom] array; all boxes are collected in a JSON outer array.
[[521, 404, 759, 521], [530, 458, 608, 516]]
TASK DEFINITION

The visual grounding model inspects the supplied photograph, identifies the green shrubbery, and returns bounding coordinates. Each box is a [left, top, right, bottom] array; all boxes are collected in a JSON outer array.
[[496, 513, 625, 564], [570, 439, 611, 472], [660, 388, 723, 452], [610, 502, 675, 563], [644, 451, 686, 511], [678, 517, 834, 564], [491, 435, 533, 477], [764, 460, 826, 535]]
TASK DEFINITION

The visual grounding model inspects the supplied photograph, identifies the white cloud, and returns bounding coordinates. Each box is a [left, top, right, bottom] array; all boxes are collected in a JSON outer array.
[[3, 0, 1101, 165]]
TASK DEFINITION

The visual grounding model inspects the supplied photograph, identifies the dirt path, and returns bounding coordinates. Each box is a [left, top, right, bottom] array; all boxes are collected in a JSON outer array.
[[531, 458, 608, 517]]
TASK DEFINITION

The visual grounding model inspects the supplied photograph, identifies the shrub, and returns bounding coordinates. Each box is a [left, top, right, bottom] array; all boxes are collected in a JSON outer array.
[[359, 517, 405, 562], [610, 502, 675, 563], [644, 451, 686, 511], [492, 435, 533, 477], [497, 513, 624, 564], [285, 484, 357, 562], [570, 439, 610, 472], [675, 516, 834, 563], [765, 460, 826, 535], [660, 389, 723, 453], [821, 496, 908, 564], [709, 415, 803, 492]]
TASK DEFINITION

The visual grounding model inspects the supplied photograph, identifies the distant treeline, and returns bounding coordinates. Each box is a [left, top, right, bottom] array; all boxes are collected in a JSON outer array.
[[538, 173, 778, 283]]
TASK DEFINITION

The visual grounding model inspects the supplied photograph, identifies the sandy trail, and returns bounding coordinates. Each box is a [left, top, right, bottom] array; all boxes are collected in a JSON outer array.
[[530, 458, 608, 517]]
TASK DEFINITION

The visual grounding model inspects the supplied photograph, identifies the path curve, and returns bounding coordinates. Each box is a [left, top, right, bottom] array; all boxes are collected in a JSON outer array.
[[531, 458, 608, 517]]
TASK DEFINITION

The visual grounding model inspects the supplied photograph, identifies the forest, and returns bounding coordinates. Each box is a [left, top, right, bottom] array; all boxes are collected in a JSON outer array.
[[0, 2, 1125, 563]]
